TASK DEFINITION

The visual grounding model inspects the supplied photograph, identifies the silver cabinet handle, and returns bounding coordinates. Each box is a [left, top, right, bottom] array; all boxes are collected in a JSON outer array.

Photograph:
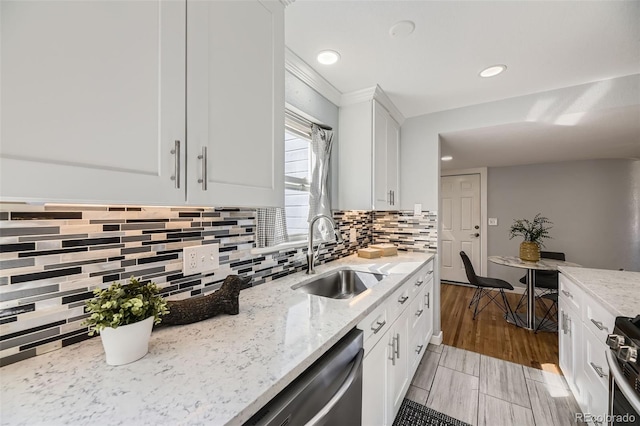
[[561, 312, 567, 334], [415, 279, 424, 287], [306, 349, 364, 426], [388, 190, 392, 204], [426, 270, 434, 275], [415, 309, 424, 317], [426, 293, 430, 309], [170, 140, 181, 188], [398, 296, 409, 304], [416, 345, 424, 354], [389, 338, 396, 365], [590, 362, 607, 378], [561, 289, 572, 298], [197, 146, 208, 190], [371, 320, 386, 334], [590, 318, 609, 332], [392, 190, 395, 205], [395, 333, 400, 359]]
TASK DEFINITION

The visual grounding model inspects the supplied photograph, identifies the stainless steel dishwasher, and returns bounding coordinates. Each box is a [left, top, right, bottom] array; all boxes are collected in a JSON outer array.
[[244, 329, 364, 426]]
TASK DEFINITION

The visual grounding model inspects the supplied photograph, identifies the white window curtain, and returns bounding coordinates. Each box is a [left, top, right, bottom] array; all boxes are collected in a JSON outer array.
[[308, 123, 334, 242], [256, 111, 333, 248]]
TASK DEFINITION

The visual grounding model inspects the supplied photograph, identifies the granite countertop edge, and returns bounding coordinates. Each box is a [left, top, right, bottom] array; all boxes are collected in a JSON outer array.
[[0, 251, 435, 426], [558, 266, 640, 318]]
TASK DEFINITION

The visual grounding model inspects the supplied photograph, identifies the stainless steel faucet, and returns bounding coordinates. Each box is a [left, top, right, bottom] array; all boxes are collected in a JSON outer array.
[[306, 214, 343, 274]]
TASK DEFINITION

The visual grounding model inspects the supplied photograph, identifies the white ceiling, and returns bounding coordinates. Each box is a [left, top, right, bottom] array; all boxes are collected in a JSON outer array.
[[285, 1, 640, 169]]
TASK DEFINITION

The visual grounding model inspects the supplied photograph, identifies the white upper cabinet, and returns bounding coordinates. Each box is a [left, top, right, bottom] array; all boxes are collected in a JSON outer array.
[[186, 0, 284, 208], [1, 0, 284, 208], [339, 88, 402, 211], [1, 1, 187, 205]]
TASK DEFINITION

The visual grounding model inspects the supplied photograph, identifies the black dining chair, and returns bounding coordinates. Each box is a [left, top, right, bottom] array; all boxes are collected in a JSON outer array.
[[535, 292, 558, 333], [514, 251, 565, 313], [460, 251, 515, 320]]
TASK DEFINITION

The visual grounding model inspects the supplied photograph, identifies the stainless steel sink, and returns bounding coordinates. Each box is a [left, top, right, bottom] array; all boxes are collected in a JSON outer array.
[[293, 269, 385, 300]]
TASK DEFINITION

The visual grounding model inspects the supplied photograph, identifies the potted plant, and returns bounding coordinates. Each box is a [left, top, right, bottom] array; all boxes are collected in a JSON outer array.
[[84, 277, 168, 366], [508, 213, 553, 262]]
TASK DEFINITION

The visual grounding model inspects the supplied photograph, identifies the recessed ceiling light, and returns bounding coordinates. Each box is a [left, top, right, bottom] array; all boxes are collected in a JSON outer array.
[[441, 155, 453, 161], [389, 20, 415, 38], [479, 64, 507, 78], [317, 50, 340, 65]]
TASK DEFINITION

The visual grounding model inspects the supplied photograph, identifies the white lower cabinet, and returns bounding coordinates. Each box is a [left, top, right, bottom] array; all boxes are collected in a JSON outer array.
[[559, 273, 615, 426], [360, 260, 435, 425]]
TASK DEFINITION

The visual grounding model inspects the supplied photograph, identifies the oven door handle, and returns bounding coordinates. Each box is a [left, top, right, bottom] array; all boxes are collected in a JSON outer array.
[[606, 349, 640, 414]]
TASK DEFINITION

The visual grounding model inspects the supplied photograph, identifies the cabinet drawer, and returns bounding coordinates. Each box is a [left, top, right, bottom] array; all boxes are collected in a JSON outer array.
[[410, 287, 426, 332], [583, 326, 610, 390], [359, 302, 390, 352], [583, 293, 615, 343], [559, 274, 582, 313], [409, 263, 434, 298], [388, 281, 412, 321]]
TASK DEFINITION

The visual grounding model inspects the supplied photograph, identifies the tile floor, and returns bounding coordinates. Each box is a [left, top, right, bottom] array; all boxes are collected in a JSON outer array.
[[405, 344, 584, 426]]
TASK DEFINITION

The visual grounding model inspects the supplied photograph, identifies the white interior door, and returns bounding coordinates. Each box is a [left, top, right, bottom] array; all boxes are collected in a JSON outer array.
[[440, 174, 481, 283]]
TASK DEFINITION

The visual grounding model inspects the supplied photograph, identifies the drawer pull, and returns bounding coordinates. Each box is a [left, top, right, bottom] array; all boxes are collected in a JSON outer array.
[[426, 270, 434, 275], [561, 289, 572, 298], [415, 309, 424, 317], [415, 279, 424, 287], [398, 296, 409, 304], [371, 320, 386, 334], [416, 345, 424, 354], [590, 362, 607, 378], [590, 318, 609, 332]]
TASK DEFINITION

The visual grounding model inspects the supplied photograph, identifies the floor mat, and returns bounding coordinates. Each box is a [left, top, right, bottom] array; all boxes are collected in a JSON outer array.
[[392, 399, 472, 426]]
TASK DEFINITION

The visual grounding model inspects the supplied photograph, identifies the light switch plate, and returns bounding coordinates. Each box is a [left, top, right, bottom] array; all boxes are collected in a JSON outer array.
[[183, 244, 219, 276], [414, 203, 422, 215], [488, 218, 498, 226]]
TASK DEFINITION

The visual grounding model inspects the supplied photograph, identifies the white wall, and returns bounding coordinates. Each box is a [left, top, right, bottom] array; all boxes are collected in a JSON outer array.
[[400, 74, 640, 211], [487, 159, 640, 286]]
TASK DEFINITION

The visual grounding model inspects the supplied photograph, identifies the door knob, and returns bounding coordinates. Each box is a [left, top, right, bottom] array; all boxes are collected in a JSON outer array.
[[470, 233, 480, 237]]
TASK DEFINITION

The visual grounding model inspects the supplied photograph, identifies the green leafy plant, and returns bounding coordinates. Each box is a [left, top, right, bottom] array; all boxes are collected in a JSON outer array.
[[509, 213, 553, 247], [84, 277, 168, 335]]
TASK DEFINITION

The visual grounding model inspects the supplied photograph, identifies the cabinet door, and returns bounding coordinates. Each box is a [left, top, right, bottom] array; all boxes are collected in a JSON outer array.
[[362, 337, 391, 426], [559, 297, 582, 401], [390, 308, 411, 421], [187, 0, 284, 207], [386, 114, 400, 208], [423, 280, 434, 343], [373, 100, 391, 210], [1, 1, 186, 205]]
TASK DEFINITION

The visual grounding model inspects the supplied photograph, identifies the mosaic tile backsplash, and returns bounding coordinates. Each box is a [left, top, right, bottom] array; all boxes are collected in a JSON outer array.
[[373, 211, 438, 252], [0, 205, 435, 367]]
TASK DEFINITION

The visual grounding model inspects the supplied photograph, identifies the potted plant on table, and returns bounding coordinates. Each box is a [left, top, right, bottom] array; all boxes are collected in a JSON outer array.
[[508, 213, 553, 262], [84, 277, 168, 366]]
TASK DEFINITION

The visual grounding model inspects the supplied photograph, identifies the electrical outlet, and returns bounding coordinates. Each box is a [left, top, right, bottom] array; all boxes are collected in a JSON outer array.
[[183, 244, 219, 276], [488, 218, 498, 226], [349, 228, 357, 243]]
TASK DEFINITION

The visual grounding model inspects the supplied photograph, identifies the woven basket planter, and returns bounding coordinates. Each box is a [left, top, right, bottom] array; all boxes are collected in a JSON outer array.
[[519, 241, 540, 262]]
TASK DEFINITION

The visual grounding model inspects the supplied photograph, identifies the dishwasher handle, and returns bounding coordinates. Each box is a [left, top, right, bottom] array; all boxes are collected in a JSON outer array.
[[305, 348, 364, 426]]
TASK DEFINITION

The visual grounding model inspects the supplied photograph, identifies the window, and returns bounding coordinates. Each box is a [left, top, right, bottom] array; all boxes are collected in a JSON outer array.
[[284, 111, 315, 240]]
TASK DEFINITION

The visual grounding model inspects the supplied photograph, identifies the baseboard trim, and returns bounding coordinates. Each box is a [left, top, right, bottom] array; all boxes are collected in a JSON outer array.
[[430, 331, 443, 345]]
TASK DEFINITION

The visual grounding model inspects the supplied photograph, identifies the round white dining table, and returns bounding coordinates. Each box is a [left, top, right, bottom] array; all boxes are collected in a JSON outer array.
[[488, 255, 581, 331]]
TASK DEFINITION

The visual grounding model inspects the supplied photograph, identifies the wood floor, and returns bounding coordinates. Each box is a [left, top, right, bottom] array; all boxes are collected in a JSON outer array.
[[440, 283, 560, 372]]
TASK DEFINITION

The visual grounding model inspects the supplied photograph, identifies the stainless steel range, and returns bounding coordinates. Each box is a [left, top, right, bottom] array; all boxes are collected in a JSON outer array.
[[606, 315, 640, 426]]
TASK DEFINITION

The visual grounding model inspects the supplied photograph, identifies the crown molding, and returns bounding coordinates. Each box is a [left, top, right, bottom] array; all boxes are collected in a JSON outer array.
[[284, 47, 342, 106], [341, 85, 405, 125]]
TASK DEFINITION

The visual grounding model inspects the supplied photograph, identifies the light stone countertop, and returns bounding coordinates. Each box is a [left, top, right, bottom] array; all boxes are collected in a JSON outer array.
[[0, 251, 435, 426], [558, 266, 640, 318]]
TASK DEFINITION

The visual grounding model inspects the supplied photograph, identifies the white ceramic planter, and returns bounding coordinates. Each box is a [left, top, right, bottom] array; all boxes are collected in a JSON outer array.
[[99, 316, 154, 366]]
